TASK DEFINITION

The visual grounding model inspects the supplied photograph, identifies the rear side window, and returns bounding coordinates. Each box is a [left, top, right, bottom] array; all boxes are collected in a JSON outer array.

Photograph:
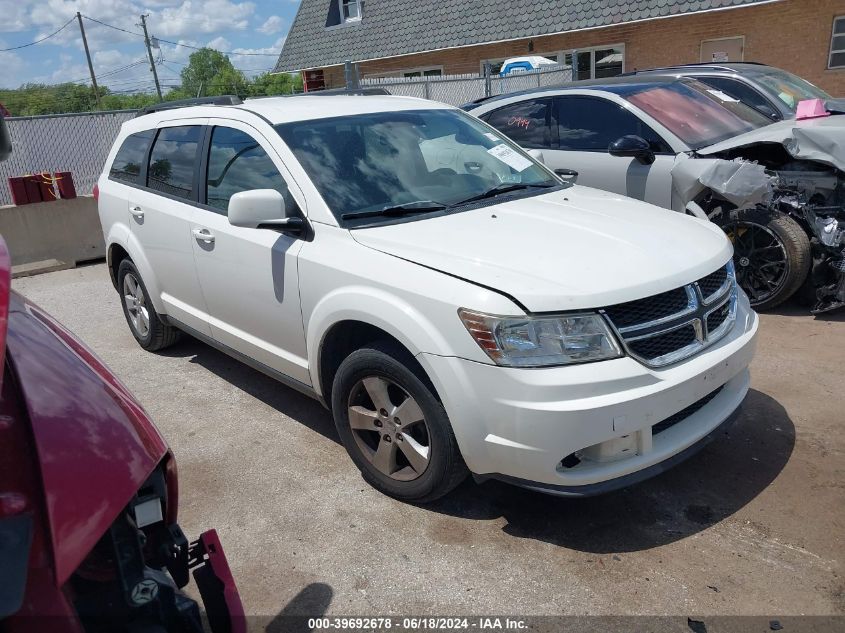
[[555, 96, 671, 153], [206, 127, 290, 213], [109, 130, 154, 185], [147, 126, 202, 200], [481, 99, 552, 149], [695, 76, 780, 120]]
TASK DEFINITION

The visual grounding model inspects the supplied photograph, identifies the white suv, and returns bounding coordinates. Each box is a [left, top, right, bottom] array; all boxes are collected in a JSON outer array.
[[97, 94, 758, 502]]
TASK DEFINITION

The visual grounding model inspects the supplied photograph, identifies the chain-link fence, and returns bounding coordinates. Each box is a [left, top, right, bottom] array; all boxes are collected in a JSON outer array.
[[361, 65, 572, 107], [0, 110, 136, 206], [0, 66, 574, 206]]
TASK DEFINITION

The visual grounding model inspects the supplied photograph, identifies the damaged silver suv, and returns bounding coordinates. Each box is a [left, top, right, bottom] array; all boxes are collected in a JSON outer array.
[[468, 76, 845, 313]]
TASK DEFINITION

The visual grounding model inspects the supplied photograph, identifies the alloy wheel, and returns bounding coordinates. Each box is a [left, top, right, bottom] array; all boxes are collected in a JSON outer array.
[[123, 272, 150, 338], [726, 220, 789, 306], [347, 376, 431, 481]]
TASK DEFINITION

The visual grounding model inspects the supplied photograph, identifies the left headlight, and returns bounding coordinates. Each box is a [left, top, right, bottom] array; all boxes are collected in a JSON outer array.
[[458, 309, 623, 367]]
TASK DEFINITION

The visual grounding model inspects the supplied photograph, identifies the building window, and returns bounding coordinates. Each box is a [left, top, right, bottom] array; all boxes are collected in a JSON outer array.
[[482, 46, 623, 80], [562, 46, 624, 80], [403, 67, 442, 78], [830, 16, 845, 69], [341, 0, 361, 22]]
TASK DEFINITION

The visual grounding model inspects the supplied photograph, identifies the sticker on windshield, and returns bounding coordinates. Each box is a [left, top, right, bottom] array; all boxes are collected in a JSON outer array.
[[484, 132, 500, 142], [706, 89, 740, 103], [487, 144, 533, 172]]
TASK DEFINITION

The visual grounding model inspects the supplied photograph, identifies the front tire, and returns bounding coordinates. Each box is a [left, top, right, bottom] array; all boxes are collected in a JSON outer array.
[[331, 341, 468, 502], [713, 207, 811, 311], [117, 259, 181, 351]]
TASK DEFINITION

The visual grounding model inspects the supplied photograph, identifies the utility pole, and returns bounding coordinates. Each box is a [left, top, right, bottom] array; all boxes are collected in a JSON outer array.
[[76, 12, 101, 110], [140, 14, 163, 101]]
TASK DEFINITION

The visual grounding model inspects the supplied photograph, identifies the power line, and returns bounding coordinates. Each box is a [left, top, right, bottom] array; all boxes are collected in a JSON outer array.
[[81, 15, 145, 38], [81, 14, 280, 57], [0, 16, 76, 51]]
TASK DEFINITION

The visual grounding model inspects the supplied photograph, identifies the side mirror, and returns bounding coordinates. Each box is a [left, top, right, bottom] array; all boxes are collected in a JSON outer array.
[[608, 135, 655, 165], [0, 115, 11, 163], [554, 168, 578, 183], [228, 189, 303, 234], [526, 149, 545, 164]]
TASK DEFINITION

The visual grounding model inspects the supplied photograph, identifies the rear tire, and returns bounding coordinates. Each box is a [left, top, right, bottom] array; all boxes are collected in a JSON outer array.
[[331, 341, 468, 503], [713, 207, 810, 311], [117, 259, 181, 351]]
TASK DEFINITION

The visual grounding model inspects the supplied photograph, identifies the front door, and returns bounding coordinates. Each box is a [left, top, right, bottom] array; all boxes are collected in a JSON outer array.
[[546, 95, 676, 209], [129, 121, 211, 335], [189, 120, 310, 385]]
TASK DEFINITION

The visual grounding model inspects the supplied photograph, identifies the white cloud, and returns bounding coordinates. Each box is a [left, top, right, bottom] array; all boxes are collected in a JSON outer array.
[[206, 36, 232, 51], [258, 15, 284, 35], [152, 0, 255, 37]]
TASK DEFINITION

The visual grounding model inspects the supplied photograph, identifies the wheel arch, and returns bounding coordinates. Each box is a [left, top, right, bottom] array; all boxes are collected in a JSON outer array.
[[316, 319, 442, 407], [104, 226, 167, 314]]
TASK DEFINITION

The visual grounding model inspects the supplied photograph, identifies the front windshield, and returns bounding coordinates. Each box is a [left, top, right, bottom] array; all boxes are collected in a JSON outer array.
[[748, 68, 832, 111], [275, 108, 557, 223], [619, 79, 772, 149]]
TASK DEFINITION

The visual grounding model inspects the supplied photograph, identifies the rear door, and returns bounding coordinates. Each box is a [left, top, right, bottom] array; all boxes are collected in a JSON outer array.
[[128, 120, 211, 335], [548, 95, 675, 208], [188, 119, 310, 385]]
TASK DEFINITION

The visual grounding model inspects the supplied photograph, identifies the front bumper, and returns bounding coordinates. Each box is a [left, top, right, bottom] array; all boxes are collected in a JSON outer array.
[[419, 294, 758, 492]]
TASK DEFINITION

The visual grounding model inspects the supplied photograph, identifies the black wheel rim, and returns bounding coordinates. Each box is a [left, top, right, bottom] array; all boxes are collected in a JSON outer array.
[[724, 220, 789, 306]]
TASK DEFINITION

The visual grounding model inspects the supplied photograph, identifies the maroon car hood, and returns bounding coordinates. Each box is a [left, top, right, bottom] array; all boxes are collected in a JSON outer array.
[[5, 290, 168, 585]]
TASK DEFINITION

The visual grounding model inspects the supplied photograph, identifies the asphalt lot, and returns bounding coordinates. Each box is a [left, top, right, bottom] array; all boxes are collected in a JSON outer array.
[[13, 263, 845, 622]]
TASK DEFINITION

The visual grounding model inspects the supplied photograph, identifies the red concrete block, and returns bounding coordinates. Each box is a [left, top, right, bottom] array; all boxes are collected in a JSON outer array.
[[55, 172, 77, 199], [7, 177, 29, 205], [23, 176, 42, 203], [37, 173, 57, 202]]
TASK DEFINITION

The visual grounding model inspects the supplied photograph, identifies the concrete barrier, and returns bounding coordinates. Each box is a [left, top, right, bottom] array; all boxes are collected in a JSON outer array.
[[0, 195, 105, 277]]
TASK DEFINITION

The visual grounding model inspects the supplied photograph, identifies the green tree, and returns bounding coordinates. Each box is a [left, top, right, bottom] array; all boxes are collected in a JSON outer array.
[[180, 48, 247, 97], [249, 71, 303, 97]]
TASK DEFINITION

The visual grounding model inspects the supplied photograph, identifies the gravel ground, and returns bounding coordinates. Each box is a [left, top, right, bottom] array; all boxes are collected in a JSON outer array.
[[13, 264, 844, 625]]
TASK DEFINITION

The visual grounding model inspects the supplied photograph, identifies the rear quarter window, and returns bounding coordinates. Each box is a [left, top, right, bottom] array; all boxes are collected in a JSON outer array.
[[109, 130, 155, 185]]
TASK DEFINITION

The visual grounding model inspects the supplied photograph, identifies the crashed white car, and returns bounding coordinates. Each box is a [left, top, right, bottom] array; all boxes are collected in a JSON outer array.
[[468, 76, 845, 313]]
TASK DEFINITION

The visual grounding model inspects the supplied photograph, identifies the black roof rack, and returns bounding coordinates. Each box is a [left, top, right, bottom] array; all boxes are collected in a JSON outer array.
[[135, 95, 242, 117], [621, 61, 770, 76]]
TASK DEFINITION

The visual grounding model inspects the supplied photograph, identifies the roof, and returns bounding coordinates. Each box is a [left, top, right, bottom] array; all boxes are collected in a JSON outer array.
[[275, 0, 778, 72], [121, 95, 453, 132], [465, 74, 688, 110]]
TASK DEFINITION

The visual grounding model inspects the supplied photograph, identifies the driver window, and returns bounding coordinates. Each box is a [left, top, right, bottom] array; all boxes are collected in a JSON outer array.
[[555, 96, 671, 153], [206, 126, 291, 214]]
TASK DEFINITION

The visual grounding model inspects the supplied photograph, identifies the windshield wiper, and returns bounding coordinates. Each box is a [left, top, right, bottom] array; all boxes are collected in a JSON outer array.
[[451, 182, 558, 207], [341, 200, 448, 220]]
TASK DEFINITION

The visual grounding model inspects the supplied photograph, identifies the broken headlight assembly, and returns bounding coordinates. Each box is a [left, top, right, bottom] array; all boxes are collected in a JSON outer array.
[[458, 309, 623, 367]]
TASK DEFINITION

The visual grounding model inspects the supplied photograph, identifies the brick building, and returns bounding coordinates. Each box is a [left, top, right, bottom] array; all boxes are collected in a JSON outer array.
[[274, 0, 845, 96]]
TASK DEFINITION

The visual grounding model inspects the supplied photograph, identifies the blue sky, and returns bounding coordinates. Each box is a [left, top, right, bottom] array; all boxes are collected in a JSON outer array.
[[0, 0, 302, 91]]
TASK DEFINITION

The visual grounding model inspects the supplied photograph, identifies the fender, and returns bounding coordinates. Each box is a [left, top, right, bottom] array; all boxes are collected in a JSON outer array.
[[105, 223, 168, 315], [307, 285, 480, 399]]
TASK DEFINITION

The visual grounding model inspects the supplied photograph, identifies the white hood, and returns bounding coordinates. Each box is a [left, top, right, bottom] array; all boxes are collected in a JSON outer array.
[[351, 186, 732, 313]]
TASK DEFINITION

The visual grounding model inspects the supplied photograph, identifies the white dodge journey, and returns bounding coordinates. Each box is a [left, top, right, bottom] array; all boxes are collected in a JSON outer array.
[[97, 94, 758, 502]]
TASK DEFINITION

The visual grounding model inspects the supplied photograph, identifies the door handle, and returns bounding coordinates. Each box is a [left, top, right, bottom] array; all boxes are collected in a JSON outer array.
[[192, 228, 215, 243], [130, 206, 144, 220]]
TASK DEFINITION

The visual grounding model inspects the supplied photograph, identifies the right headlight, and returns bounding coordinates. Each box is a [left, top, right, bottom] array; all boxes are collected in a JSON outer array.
[[458, 308, 623, 367]]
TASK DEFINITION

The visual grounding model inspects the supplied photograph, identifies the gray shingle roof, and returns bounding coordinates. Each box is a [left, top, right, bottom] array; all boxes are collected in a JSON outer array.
[[275, 0, 776, 72]]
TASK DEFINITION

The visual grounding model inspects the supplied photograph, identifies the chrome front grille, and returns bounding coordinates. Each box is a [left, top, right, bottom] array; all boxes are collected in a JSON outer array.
[[602, 262, 737, 368]]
